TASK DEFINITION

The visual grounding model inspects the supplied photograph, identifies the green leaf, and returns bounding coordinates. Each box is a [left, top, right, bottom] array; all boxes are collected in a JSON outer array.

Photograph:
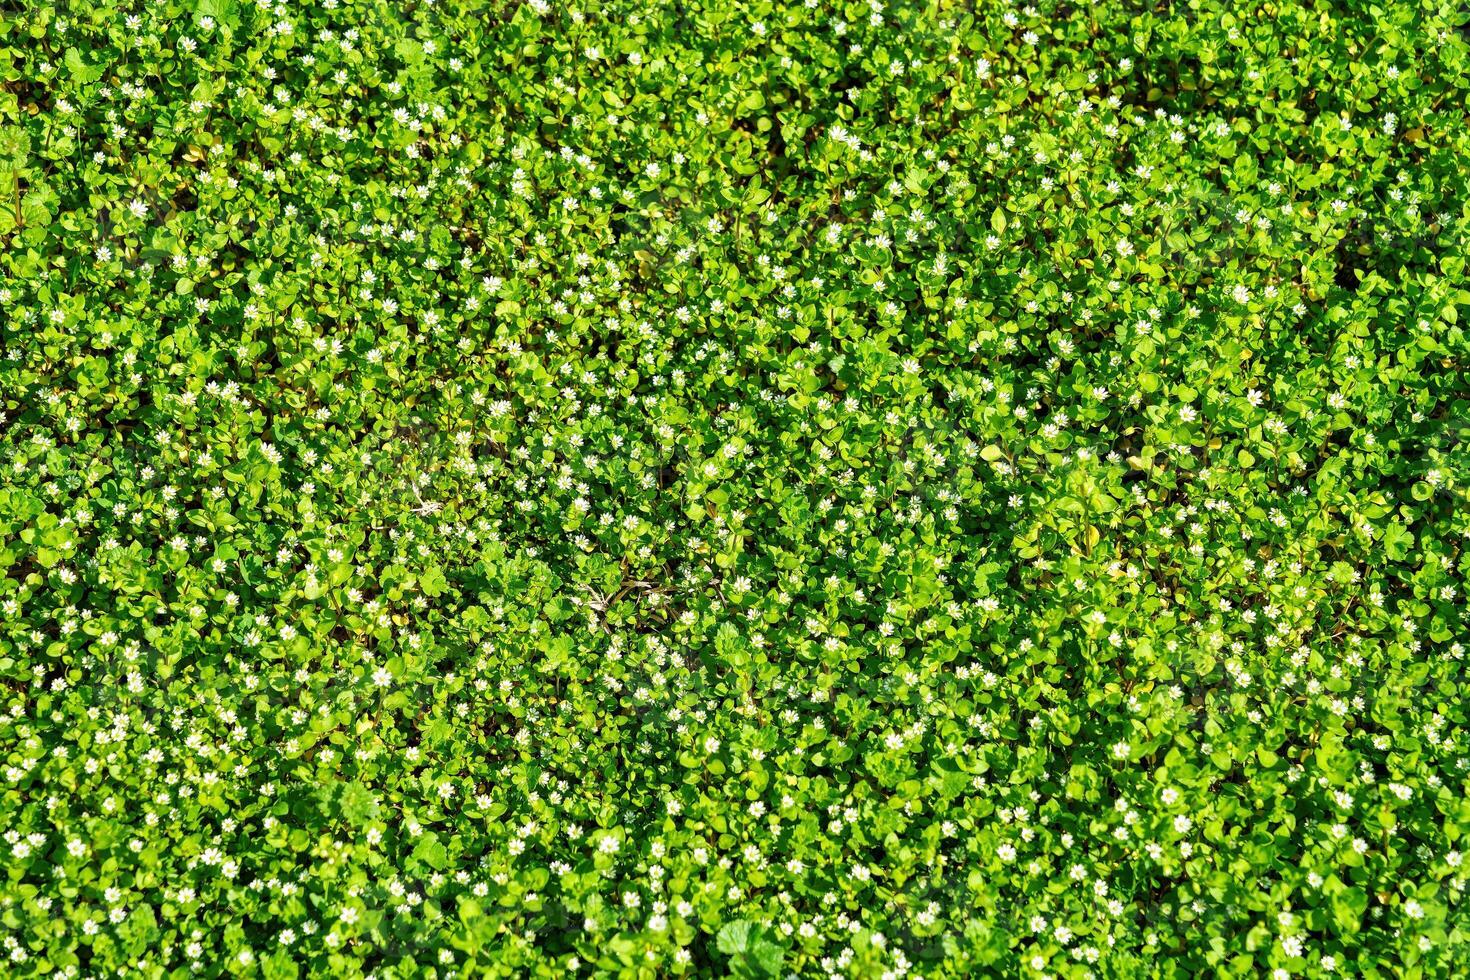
[[195, 0, 241, 28], [716, 919, 752, 955], [64, 48, 106, 84], [1383, 521, 1414, 562]]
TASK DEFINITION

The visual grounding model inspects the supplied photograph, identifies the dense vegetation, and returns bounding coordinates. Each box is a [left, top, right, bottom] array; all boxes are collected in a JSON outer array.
[[2, 0, 1469, 976]]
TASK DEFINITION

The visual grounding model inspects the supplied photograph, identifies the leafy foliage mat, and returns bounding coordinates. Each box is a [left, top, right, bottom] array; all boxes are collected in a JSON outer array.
[[2, 0, 1469, 977]]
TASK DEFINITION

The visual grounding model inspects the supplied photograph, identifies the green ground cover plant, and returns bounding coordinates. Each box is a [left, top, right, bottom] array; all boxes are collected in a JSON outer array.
[[2, 0, 1469, 976]]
